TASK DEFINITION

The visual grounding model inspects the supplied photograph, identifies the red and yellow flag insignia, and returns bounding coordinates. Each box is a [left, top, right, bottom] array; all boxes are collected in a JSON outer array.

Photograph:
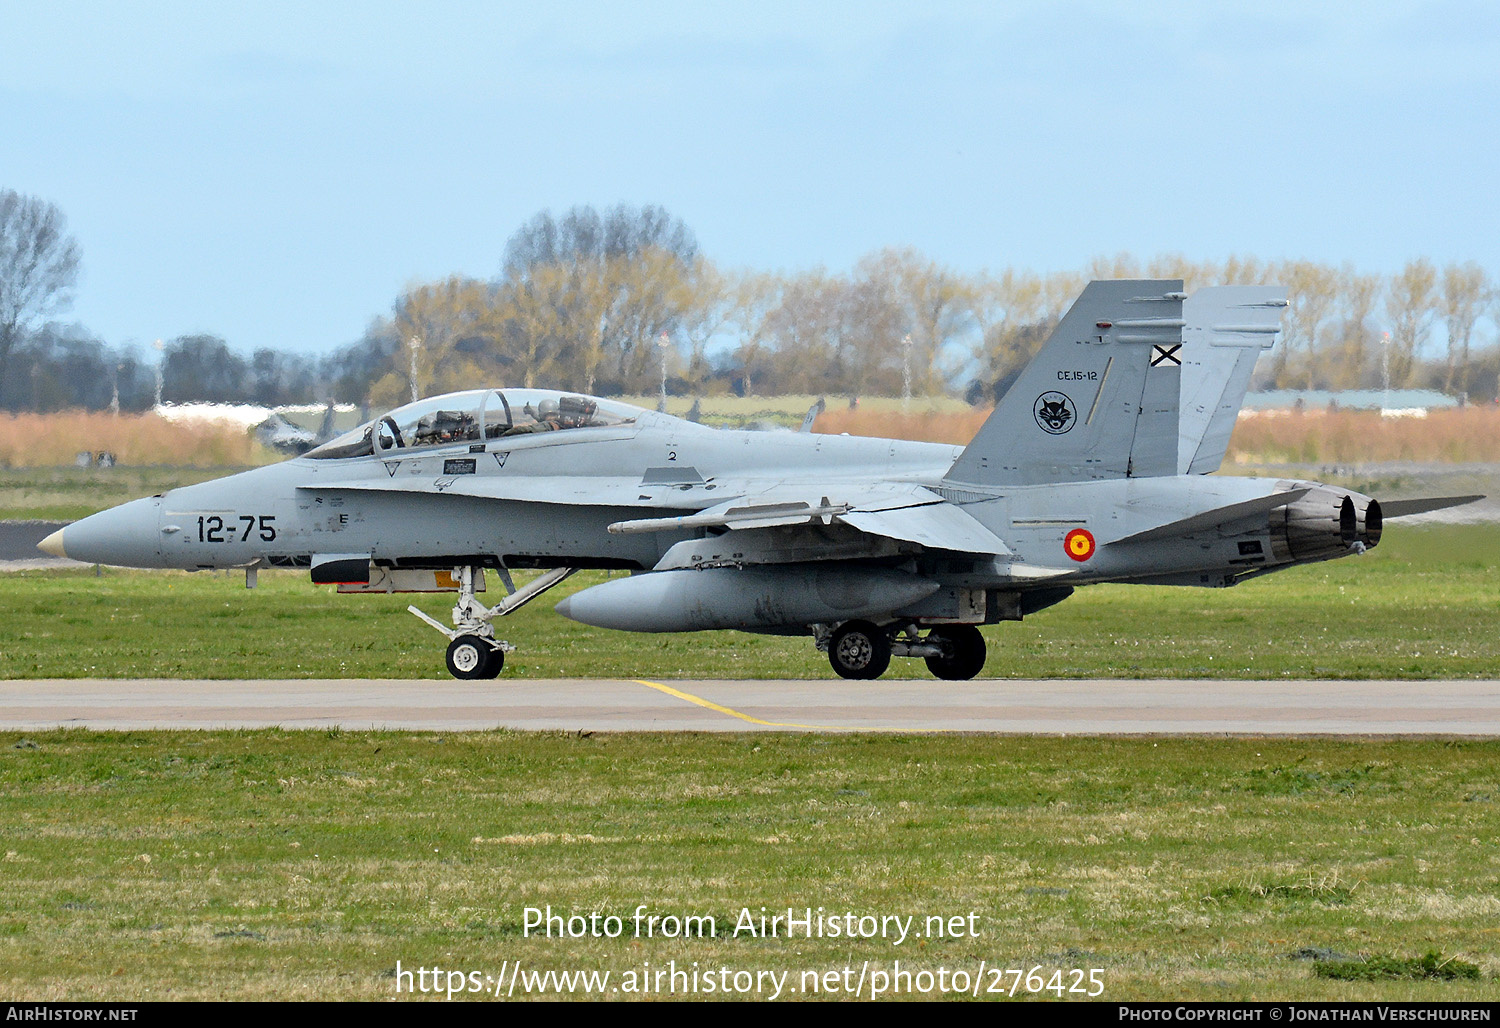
[[1064, 528, 1096, 562]]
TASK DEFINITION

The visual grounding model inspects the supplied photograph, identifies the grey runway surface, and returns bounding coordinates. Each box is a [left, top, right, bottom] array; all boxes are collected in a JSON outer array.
[[0, 521, 81, 570], [3, 677, 1499, 734]]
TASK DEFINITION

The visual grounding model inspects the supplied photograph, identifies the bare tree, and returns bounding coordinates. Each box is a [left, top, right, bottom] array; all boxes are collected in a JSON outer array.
[[1439, 262, 1488, 398], [0, 189, 81, 387], [1383, 259, 1438, 388], [502, 204, 701, 393], [1278, 261, 1339, 388], [968, 269, 1044, 392], [1326, 267, 1382, 390]]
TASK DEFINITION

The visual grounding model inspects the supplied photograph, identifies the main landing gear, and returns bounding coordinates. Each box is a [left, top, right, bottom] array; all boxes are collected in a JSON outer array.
[[820, 621, 987, 681], [409, 566, 577, 680]]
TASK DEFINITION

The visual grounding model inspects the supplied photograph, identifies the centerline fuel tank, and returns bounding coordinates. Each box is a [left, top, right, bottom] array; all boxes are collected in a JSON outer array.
[[555, 565, 940, 633]]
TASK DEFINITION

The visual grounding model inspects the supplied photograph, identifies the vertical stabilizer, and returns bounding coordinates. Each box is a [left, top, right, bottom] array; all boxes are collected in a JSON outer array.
[[1178, 287, 1287, 475], [944, 280, 1185, 487]]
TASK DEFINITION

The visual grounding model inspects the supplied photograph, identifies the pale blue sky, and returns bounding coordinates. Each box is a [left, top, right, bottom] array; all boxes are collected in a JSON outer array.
[[3, 1, 1498, 355]]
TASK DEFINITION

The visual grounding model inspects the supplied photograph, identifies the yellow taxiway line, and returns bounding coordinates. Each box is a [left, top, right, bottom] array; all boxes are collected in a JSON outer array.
[[632, 678, 951, 733]]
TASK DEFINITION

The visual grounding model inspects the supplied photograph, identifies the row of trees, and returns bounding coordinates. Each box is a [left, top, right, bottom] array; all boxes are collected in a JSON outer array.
[[359, 224, 1500, 407], [0, 325, 354, 412], [5, 191, 1500, 413]]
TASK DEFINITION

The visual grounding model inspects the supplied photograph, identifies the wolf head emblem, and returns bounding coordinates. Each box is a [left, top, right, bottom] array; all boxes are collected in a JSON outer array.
[[1033, 392, 1076, 434]]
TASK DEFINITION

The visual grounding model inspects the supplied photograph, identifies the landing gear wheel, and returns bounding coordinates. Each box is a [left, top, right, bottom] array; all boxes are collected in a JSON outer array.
[[829, 620, 892, 680], [446, 634, 496, 680], [478, 646, 504, 679], [924, 625, 987, 680]]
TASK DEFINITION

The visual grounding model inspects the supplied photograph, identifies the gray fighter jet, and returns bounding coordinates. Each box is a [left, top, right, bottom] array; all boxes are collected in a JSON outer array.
[[39, 280, 1479, 680]]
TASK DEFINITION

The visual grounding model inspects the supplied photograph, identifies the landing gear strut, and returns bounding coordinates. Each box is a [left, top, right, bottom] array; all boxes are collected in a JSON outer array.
[[409, 566, 576, 679]]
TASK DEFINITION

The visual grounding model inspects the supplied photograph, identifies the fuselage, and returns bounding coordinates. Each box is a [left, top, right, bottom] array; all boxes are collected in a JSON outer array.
[[48, 389, 1376, 595]]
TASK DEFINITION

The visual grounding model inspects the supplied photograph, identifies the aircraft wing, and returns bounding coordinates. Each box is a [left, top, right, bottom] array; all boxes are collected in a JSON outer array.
[[837, 503, 1011, 554], [301, 471, 1016, 561], [610, 485, 1012, 557], [298, 474, 1013, 558]]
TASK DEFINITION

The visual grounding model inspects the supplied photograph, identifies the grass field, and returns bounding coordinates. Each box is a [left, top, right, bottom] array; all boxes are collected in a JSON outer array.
[[3, 519, 1498, 1001], [812, 406, 1500, 465], [1, 524, 1496, 681], [0, 466, 259, 522], [0, 412, 274, 470], [0, 731, 1496, 1000]]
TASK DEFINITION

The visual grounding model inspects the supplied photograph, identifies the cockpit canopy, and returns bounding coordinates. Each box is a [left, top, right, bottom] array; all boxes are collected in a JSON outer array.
[[306, 389, 641, 460]]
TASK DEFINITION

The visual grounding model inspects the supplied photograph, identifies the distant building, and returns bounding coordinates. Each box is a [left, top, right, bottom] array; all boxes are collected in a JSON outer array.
[[1242, 389, 1461, 418]]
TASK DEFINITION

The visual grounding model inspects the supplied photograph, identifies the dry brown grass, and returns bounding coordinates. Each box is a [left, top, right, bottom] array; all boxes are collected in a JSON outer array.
[[0, 411, 271, 468], [1227, 408, 1500, 464], [5, 404, 1497, 470], [814, 408, 992, 445], [815, 405, 1500, 464]]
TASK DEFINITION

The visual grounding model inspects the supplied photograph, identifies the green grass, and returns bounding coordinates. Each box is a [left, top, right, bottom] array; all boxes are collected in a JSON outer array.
[[1, 732, 1497, 1000], [1, 524, 1497, 680], [1314, 952, 1484, 982], [0, 467, 260, 522]]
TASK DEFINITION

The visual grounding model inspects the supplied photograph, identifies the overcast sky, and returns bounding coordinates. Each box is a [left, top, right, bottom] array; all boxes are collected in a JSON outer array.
[[4, 0, 1498, 355]]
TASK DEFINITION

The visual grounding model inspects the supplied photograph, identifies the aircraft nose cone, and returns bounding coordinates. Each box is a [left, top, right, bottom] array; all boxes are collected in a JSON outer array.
[[37, 528, 67, 558], [57, 497, 165, 567]]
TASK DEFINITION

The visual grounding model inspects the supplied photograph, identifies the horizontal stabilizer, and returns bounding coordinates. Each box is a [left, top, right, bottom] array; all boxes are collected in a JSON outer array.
[[1381, 495, 1484, 518], [1110, 489, 1309, 545]]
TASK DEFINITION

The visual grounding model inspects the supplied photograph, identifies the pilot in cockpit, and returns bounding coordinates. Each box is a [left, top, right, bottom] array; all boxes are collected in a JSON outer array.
[[414, 409, 479, 445], [502, 399, 562, 435], [500, 396, 600, 436]]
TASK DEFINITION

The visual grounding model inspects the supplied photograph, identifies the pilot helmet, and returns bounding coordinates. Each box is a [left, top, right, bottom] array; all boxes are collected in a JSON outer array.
[[537, 398, 560, 421]]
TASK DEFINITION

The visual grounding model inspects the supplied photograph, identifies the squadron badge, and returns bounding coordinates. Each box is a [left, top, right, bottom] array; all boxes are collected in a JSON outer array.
[[1034, 391, 1076, 434]]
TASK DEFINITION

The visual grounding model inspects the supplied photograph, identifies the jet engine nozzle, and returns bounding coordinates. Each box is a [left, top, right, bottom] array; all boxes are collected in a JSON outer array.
[[1270, 485, 1381, 562]]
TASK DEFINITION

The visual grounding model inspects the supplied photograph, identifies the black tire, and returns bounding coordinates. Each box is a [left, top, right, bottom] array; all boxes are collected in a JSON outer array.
[[828, 620, 892, 680], [924, 625, 987, 680], [446, 635, 493, 680], [478, 646, 504, 679]]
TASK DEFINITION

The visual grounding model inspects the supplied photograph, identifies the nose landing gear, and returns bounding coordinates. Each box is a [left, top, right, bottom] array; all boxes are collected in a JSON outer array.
[[409, 565, 576, 679], [446, 634, 505, 680]]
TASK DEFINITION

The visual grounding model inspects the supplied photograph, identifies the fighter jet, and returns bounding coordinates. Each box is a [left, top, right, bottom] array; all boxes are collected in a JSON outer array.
[[39, 280, 1479, 680]]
